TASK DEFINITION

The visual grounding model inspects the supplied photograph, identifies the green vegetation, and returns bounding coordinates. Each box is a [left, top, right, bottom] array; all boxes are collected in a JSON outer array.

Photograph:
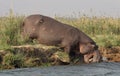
[[0, 15, 120, 50], [0, 14, 120, 69], [3, 53, 24, 68], [0, 15, 24, 50]]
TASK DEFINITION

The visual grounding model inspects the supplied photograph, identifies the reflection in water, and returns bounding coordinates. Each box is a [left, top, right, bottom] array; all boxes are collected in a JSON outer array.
[[0, 62, 120, 76]]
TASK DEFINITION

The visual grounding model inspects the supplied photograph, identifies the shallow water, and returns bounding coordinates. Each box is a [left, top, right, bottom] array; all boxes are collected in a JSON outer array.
[[0, 62, 120, 76]]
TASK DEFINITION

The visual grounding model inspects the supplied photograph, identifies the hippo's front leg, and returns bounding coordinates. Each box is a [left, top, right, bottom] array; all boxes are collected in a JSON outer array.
[[64, 46, 76, 61]]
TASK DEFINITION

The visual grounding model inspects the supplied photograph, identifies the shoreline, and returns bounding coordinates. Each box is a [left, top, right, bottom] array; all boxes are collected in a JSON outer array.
[[0, 44, 119, 70]]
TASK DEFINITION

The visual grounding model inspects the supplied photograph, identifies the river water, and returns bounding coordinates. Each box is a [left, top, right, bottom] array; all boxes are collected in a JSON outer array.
[[0, 62, 120, 76]]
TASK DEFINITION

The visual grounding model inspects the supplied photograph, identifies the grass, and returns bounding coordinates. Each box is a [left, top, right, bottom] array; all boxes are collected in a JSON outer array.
[[0, 15, 24, 49], [0, 14, 120, 69], [0, 14, 120, 50]]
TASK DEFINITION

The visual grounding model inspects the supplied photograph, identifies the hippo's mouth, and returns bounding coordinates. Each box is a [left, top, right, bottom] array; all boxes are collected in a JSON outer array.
[[84, 54, 93, 63], [88, 56, 94, 62]]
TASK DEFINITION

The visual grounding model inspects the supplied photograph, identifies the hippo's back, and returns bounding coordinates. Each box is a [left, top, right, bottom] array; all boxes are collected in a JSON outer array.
[[34, 15, 81, 46]]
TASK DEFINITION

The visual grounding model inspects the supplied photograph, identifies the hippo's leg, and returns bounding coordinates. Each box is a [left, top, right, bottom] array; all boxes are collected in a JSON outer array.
[[63, 46, 75, 61], [61, 39, 76, 61], [64, 46, 71, 53]]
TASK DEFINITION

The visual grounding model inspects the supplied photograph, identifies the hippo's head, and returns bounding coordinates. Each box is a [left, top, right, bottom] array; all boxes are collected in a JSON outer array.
[[79, 42, 102, 63], [21, 15, 44, 40]]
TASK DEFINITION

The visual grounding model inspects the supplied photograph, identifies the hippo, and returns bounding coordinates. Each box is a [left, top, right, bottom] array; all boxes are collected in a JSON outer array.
[[21, 14, 101, 63]]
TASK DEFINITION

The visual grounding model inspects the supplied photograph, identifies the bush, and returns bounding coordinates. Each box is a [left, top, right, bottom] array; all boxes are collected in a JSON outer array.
[[3, 53, 24, 68]]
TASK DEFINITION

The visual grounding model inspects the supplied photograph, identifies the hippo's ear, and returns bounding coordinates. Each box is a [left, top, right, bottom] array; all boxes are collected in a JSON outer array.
[[39, 15, 44, 23], [39, 18, 44, 23], [35, 16, 44, 24], [35, 19, 44, 25]]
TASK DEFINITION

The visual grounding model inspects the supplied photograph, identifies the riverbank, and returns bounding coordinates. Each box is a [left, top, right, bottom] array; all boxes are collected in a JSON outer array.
[[0, 44, 120, 69]]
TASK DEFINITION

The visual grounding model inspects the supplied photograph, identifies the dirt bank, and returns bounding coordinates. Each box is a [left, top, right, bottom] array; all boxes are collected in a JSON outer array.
[[0, 44, 120, 69], [100, 46, 120, 62]]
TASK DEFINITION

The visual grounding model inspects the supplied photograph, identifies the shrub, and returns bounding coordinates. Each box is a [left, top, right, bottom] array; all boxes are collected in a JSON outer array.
[[3, 53, 24, 68]]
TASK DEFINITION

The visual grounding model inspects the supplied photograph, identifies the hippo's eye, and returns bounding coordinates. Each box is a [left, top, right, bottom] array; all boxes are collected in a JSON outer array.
[[35, 19, 44, 25]]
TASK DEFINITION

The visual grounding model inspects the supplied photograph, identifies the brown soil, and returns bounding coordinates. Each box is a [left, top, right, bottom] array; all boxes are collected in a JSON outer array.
[[100, 46, 120, 62]]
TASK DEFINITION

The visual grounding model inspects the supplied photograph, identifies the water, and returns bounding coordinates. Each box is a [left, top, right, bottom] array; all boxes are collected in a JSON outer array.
[[0, 62, 120, 76]]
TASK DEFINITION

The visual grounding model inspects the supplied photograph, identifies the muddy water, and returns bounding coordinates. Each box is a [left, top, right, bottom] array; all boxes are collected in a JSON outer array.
[[0, 62, 120, 76]]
